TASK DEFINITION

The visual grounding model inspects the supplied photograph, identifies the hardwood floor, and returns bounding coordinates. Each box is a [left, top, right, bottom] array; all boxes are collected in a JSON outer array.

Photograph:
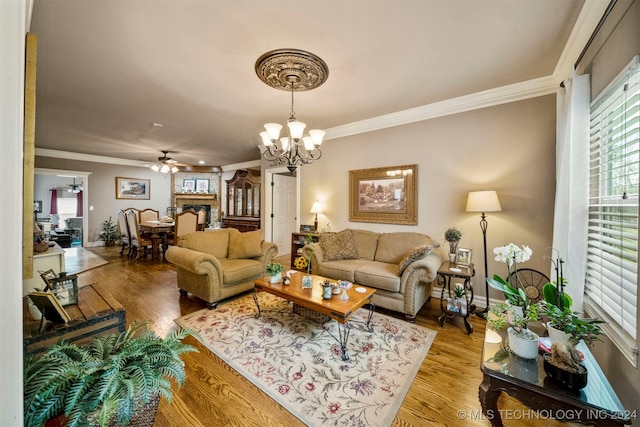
[[74, 247, 575, 426]]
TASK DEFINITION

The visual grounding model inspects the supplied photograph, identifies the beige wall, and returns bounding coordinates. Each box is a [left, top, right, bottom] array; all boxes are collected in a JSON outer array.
[[295, 95, 557, 306]]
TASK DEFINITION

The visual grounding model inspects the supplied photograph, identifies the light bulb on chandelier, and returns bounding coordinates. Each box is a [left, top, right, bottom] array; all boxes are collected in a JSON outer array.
[[255, 49, 329, 174]]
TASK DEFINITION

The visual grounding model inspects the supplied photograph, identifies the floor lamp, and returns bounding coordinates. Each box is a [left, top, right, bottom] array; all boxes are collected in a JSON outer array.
[[466, 190, 502, 318]]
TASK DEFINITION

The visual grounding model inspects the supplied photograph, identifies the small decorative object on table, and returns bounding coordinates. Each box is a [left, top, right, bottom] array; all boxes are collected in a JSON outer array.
[[486, 243, 541, 359], [265, 262, 285, 284], [322, 280, 333, 299], [444, 226, 462, 264]]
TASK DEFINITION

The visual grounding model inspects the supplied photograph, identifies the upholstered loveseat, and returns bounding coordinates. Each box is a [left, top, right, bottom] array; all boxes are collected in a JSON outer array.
[[165, 229, 278, 309], [302, 229, 443, 321]]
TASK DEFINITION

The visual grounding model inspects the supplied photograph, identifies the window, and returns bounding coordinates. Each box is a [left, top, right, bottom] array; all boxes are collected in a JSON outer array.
[[585, 56, 640, 366]]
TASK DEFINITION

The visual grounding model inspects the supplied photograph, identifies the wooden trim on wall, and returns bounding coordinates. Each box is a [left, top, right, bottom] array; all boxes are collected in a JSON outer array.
[[23, 32, 37, 280]]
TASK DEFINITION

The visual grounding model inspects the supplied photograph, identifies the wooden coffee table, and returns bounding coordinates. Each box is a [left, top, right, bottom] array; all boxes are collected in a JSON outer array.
[[254, 272, 376, 361]]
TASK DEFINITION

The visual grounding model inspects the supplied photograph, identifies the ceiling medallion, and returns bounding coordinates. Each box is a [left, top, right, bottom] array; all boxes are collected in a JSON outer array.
[[255, 48, 329, 91]]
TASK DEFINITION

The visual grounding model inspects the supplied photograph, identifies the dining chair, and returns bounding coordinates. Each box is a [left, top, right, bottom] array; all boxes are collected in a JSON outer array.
[[139, 208, 160, 223], [196, 208, 207, 231], [126, 209, 153, 261], [116, 209, 131, 257], [163, 210, 198, 260]]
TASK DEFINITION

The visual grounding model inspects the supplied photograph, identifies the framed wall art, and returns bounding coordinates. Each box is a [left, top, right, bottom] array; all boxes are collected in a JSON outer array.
[[115, 177, 150, 200], [183, 179, 196, 192], [349, 164, 417, 225], [195, 178, 210, 193], [457, 248, 472, 266]]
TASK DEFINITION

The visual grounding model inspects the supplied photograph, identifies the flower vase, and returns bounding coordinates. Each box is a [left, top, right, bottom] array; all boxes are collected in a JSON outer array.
[[448, 253, 457, 264], [507, 327, 539, 360]]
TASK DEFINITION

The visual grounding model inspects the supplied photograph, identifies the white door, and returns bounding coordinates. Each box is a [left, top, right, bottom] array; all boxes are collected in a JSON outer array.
[[271, 173, 297, 256]]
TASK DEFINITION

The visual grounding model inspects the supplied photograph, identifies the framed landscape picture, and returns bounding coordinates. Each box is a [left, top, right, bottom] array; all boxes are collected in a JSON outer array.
[[115, 177, 150, 200], [349, 164, 417, 225]]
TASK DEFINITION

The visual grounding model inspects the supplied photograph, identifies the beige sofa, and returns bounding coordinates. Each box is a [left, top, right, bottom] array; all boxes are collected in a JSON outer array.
[[165, 229, 278, 309], [302, 229, 443, 321]]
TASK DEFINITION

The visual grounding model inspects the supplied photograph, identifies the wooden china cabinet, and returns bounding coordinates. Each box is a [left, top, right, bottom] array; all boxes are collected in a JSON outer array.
[[222, 169, 261, 232]]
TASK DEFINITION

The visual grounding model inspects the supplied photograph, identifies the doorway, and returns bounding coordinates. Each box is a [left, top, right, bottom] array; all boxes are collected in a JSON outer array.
[[264, 167, 299, 256], [34, 168, 91, 247]]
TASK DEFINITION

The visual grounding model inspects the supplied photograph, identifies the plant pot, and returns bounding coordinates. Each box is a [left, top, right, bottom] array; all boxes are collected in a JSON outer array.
[[543, 353, 587, 390], [269, 272, 282, 284], [506, 302, 524, 325], [448, 253, 457, 263], [546, 322, 571, 345], [507, 327, 539, 360]]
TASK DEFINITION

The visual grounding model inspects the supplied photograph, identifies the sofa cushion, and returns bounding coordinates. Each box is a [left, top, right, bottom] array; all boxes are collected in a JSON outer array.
[[398, 244, 437, 275], [349, 229, 380, 261], [374, 232, 437, 264], [219, 258, 264, 283], [317, 259, 371, 282], [179, 228, 232, 259], [354, 261, 401, 293], [319, 229, 359, 261], [228, 229, 262, 259]]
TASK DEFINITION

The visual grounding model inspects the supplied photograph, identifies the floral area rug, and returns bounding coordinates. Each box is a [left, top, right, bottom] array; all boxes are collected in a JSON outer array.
[[175, 292, 436, 427]]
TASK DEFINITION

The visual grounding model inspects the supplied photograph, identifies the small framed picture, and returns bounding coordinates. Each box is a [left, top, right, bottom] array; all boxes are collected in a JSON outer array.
[[457, 248, 472, 266], [183, 179, 196, 192], [300, 224, 315, 233], [195, 179, 210, 193], [302, 275, 313, 289]]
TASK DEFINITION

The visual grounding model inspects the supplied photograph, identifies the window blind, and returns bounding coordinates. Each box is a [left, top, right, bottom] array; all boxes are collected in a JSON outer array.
[[585, 57, 639, 366]]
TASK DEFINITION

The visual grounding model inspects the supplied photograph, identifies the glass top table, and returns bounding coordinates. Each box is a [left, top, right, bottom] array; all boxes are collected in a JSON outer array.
[[479, 327, 631, 426]]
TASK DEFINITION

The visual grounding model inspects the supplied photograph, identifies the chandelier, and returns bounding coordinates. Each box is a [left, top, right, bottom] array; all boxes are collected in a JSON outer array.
[[150, 151, 179, 174], [255, 49, 329, 174]]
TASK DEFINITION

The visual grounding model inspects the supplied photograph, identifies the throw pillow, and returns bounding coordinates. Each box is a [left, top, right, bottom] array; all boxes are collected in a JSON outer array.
[[319, 229, 359, 262], [228, 229, 263, 259], [398, 244, 437, 275]]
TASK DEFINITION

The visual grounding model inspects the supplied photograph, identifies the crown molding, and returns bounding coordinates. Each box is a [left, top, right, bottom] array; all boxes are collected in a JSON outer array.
[[35, 148, 150, 167], [324, 75, 558, 140], [553, 0, 612, 81]]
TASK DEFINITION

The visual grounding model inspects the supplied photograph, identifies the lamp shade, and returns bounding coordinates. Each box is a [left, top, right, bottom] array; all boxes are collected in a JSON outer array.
[[466, 190, 502, 213], [310, 201, 323, 214]]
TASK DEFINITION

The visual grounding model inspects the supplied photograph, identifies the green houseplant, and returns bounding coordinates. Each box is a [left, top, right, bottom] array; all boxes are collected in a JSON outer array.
[[266, 262, 285, 283], [24, 322, 198, 427], [98, 216, 118, 247], [443, 226, 462, 262]]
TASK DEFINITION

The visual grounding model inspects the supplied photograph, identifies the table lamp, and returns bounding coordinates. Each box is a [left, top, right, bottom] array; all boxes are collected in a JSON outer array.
[[466, 190, 502, 318], [310, 201, 323, 232]]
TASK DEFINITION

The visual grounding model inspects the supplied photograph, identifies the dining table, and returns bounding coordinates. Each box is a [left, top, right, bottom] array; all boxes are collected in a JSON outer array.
[[139, 220, 175, 259]]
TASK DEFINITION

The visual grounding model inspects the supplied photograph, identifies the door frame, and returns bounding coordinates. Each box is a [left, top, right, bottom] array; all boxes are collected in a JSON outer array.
[[35, 168, 91, 246], [263, 167, 300, 245]]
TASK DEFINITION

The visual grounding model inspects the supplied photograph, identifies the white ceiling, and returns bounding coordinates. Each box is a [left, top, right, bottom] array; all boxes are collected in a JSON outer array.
[[29, 0, 599, 169]]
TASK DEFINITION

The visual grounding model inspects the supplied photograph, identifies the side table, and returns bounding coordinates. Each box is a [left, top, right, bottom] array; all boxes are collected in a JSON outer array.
[[437, 261, 476, 334], [480, 327, 631, 426]]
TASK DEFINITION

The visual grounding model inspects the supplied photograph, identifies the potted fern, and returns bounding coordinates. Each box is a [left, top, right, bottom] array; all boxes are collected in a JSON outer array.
[[24, 321, 198, 427], [98, 216, 118, 247]]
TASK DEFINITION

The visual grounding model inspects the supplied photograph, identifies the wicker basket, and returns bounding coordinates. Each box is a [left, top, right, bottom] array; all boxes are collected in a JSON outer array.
[[88, 393, 160, 427], [33, 241, 49, 253], [292, 303, 330, 324]]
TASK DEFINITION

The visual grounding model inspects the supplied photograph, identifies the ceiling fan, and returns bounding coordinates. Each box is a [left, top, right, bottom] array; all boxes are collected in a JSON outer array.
[[67, 177, 83, 193], [150, 150, 180, 174]]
